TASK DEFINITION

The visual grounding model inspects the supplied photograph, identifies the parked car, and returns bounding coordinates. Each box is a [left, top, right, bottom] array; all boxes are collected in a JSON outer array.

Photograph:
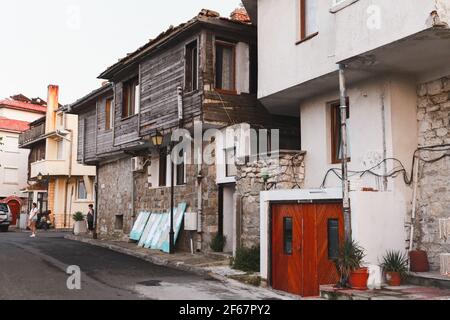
[[0, 203, 12, 232]]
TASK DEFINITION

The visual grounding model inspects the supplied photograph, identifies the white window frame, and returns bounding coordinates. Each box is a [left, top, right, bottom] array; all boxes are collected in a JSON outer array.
[[3, 166, 19, 185], [2, 135, 19, 153], [77, 179, 87, 200]]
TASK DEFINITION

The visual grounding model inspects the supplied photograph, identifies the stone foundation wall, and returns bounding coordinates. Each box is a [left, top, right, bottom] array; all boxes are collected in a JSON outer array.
[[416, 76, 450, 270], [97, 148, 219, 252], [236, 151, 306, 248]]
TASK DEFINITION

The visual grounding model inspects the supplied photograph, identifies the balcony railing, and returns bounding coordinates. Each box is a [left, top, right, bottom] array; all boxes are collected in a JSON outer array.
[[19, 123, 45, 147], [30, 160, 69, 179]]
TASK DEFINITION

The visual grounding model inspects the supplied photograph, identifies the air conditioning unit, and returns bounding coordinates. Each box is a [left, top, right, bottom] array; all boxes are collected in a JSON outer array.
[[131, 157, 145, 173]]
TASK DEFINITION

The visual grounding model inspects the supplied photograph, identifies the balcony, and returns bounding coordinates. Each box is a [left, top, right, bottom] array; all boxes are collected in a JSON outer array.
[[19, 123, 46, 148], [30, 160, 69, 179]]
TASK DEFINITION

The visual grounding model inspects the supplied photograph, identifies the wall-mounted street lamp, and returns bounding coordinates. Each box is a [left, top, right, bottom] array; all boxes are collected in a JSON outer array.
[[151, 130, 175, 254], [36, 172, 50, 183]]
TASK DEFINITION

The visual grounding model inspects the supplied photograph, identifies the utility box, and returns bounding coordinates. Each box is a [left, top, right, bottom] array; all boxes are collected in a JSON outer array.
[[184, 212, 198, 231]]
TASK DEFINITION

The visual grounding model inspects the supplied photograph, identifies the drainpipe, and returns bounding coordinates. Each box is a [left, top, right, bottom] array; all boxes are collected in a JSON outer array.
[[339, 64, 352, 242], [93, 163, 99, 239], [131, 169, 136, 222], [409, 158, 420, 253], [381, 93, 388, 191]]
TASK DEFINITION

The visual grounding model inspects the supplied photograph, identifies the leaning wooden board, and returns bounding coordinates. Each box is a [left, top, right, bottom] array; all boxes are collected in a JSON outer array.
[[129, 212, 151, 241], [144, 213, 165, 249], [138, 213, 156, 247], [149, 213, 169, 249], [161, 203, 187, 253]]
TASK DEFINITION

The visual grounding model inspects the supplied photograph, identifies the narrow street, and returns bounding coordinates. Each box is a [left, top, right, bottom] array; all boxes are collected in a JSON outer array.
[[0, 231, 284, 300]]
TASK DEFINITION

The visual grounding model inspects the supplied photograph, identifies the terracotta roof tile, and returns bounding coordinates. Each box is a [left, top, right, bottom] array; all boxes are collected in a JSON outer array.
[[0, 116, 30, 132], [0, 99, 47, 114]]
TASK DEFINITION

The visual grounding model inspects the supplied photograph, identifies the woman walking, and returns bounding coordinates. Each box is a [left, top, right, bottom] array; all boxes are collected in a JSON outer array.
[[29, 203, 38, 238]]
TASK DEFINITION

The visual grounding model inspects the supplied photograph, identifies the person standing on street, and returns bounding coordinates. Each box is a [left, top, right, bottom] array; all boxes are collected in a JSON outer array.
[[87, 204, 95, 233], [29, 203, 38, 238]]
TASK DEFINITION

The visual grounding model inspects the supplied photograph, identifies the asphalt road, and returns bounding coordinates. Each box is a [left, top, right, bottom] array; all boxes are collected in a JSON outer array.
[[0, 231, 284, 300]]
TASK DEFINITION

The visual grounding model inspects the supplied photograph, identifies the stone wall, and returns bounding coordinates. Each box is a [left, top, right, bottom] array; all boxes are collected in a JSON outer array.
[[236, 151, 306, 248], [97, 147, 219, 252], [415, 76, 450, 270]]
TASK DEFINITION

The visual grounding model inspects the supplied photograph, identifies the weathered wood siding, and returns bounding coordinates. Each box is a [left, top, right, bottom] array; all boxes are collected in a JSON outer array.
[[96, 95, 117, 156], [113, 81, 140, 146], [139, 35, 203, 136], [77, 106, 96, 163]]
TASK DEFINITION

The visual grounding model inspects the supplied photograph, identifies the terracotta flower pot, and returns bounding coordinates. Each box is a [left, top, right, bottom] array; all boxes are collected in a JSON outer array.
[[349, 268, 369, 290], [409, 250, 429, 272], [386, 272, 402, 286]]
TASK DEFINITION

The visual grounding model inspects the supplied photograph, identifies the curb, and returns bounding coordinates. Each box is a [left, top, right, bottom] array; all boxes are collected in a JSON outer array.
[[64, 234, 298, 300], [64, 234, 213, 278]]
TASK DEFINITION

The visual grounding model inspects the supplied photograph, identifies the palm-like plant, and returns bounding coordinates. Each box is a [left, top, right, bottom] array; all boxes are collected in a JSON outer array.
[[335, 240, 366, 288], [72, 212, 85, 222], [381, 250, 409, 277]]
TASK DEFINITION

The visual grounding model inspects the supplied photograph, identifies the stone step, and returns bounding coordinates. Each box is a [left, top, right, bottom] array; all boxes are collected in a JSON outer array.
[[406, 272, 450, 290]]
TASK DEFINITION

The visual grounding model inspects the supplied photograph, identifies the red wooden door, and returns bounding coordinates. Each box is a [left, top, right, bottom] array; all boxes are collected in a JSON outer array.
[[7, 200, 20, 226], [271, 204, 303, 295], [271, 203, 344, 297]]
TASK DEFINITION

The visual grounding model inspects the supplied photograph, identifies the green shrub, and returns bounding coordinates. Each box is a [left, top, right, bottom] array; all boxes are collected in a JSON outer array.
[[210, 234, 227, 252], [233, 245, 260, 273], [381, 250, 409, 277], [72, 212, 85, 222]]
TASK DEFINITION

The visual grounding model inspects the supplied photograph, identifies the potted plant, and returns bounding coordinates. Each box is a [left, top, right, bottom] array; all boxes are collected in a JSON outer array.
[[381, 250, 408, 286], [73, 212, 87, 235], [335, 240, 368, 290]]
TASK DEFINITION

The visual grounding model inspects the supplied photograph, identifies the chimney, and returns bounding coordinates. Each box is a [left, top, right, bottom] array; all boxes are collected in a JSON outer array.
[[230, 7, 251, 23], [46, 85, 59, 133]]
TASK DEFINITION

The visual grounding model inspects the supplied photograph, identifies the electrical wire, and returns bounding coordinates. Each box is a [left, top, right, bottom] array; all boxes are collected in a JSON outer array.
[[320, 144, 450, 189]]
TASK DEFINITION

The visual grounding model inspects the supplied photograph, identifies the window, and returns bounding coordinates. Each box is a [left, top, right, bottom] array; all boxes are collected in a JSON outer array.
[[159, 149, 167, 187], [57, 139, 64, 160], [57, 113, 64, 128], [328, 219, 340, 260], [115, 215, 124, 230], [3, 136, 19, 153], [185, 40, 198, 92], [284, 217, 293, 255], [4, 167, 18, 184], [299, 0, 319, 41], [330, 99, 350, 164], [176, 162, 185, 186], [122, 77, 140, 118], [215, 41, 236, 92], [225, 147, 237, 177], [176, 150, 186, 186], [105, 97, 114, 130], [77, 180, 87, 200]]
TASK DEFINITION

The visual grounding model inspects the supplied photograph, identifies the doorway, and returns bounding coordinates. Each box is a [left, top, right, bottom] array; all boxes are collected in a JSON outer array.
[[271, 202, 344, 297], [7, 200, 20, 226], [218, 184, 236, 254]]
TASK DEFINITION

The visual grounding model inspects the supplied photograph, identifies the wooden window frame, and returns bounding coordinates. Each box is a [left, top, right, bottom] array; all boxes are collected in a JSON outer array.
[[176, 162, 186, 186], [215, 40, 237, 95], [297, 0, 319, 45], [330, 98, 350, 165], [122, 77, 139, 119], [159, 149, 167, 187], [185, 40, 199, 93], [105, 97, 114, 131]]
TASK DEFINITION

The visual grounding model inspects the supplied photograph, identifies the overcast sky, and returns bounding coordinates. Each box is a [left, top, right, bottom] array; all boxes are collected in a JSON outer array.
[[0, 0, 241, 104]]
